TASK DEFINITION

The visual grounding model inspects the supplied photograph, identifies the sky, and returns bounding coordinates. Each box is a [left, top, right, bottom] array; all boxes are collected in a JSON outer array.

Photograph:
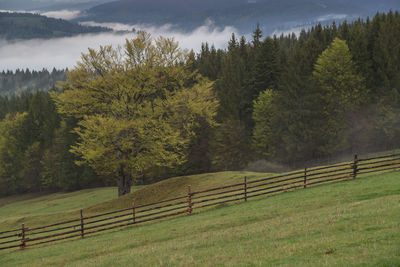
[[0, 22, 239, 71]]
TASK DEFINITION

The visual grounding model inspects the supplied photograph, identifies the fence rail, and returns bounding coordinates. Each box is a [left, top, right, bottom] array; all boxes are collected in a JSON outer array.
[[1, 153, 399, 252]]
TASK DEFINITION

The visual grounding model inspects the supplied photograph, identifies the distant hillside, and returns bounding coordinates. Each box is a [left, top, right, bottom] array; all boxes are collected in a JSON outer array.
[[81, 0, 400, 33], [0, 12, 111, 40], [0, 0, 106, 11]]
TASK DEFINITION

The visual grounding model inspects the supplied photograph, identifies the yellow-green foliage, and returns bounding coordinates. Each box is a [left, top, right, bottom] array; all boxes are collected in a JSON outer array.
[[52, 32, 219, 195], [0, 113, 28, 193], [313, 37, 366, 108], [252, 89, 280, 158]]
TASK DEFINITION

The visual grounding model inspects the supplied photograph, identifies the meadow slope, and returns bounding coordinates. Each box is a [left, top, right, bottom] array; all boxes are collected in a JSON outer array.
[[0, 171, 399, 266], [0, 171, 272, 231]]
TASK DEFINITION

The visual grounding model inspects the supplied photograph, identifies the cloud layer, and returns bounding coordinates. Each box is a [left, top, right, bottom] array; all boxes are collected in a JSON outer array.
[[0, 22, 238, 71]]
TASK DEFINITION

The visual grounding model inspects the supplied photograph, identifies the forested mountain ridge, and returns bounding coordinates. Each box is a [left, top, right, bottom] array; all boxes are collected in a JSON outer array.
[[82, 0, 400, 33], [0, 12, 110, 40]]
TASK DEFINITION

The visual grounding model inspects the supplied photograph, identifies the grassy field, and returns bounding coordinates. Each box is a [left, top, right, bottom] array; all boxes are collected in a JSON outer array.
[[0, 186, 136, 230], [0, 171, 272, 231], [0, 171, 399, 266]]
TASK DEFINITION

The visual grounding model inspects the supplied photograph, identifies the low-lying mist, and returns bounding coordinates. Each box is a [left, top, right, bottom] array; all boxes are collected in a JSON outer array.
[[0, 22, 239, 71], [41, 9, 82, 20]]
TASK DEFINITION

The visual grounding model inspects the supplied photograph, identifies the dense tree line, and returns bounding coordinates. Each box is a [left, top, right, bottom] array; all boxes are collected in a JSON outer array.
[[0, 92, 100, 196], [1, 11, 400, 196], [193, 11, 400, 169], [0, 68, 67, 96]]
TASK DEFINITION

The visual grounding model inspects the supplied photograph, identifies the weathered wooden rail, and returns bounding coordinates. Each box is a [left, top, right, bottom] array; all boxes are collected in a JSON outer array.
[[0, 153, 399, 252]]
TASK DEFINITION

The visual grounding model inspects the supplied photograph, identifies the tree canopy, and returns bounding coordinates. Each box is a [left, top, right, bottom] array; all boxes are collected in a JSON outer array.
[[52, 32, 219, 196]]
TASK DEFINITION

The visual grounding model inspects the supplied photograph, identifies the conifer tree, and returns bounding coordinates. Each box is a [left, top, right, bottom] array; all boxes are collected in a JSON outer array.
[[251, 37, 281, 95]]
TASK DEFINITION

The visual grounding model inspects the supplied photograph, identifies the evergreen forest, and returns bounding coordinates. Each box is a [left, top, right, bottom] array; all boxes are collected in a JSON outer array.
[[0, 68, 67, 97], [1, 11, 400, 197]]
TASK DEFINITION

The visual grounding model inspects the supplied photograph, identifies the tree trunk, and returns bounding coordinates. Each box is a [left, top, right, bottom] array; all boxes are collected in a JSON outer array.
[[117, 164, 132, 197]]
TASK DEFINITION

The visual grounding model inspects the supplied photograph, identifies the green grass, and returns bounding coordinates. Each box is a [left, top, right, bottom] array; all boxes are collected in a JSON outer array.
[[0, 186, 144, 231], [0, 188, 118, 217], [0, 171, 399, 266], [0, 171, 272, 231]]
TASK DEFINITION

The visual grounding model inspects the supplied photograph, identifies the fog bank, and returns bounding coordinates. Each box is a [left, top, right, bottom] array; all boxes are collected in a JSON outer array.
[[0, 22, 238, 71], [41, 9, 81, 20]]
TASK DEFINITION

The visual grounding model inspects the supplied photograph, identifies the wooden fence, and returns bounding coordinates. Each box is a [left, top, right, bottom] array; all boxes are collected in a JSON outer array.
[[0, 153, 399, 252]]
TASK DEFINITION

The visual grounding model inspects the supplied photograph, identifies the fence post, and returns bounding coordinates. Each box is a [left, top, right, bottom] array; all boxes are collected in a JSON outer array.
[[304, 168, 307, 189], [80, 209, 84, 239], [20, 223, 25, 250], [353, 154, 358, 179], [187, 185, 192, 215], [132, 200, 136, 226], [244, 176, 248, 202]]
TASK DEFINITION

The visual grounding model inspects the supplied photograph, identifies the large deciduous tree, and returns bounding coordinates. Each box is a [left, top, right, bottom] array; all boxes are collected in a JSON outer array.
[[52, 32, 218, 196]]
